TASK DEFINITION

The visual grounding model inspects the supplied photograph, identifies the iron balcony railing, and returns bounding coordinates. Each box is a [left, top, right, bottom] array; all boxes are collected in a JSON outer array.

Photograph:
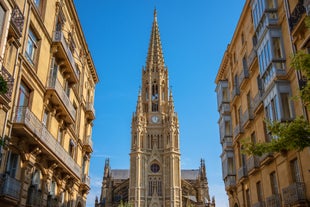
[[282, 182, 306, 206], [233, 124, 244, 138], [86, 102, 95, 113], [14, 107, 81, 177], [252, 92, 263, 113], [0, 65, 14, 100], [289, 0, 306, 31], [0, 174, 21, 200], [47, 77, 76, 120], [224, 175, 236, 189], [27, 186, 43, 206], [237, 166, 247, 181], [266, 194, 281, 207], [82, 174, 90, 187], [219, 103, 230, 115], [252, 201, 265, 207], [52, 31, 79, 79], [247, 156, 260, 172], [11, 6, 24, 36]]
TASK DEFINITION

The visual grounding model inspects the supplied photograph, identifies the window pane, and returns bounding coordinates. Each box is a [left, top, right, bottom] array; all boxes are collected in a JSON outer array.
[[281, 93, 291, 120], [0, 4, 5, 37], [273, 37, 282, 59]]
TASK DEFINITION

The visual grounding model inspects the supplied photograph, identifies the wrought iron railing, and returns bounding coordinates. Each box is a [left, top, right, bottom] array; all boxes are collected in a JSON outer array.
[[86, 102, 95, 114], [266, 194, 281, 207], [241, 108, 254, 127], [224, 175, 236, 189], [282, 182, 306, 205], [27, 186, 43, 206], [82, 174, 90, 187], [237, 166, 247, 181], [289, 0, 306, 31], [0, 65, 14, 100], [11, 6, 24, 36], [0, 174, 21, 200], [53, 31, 79, 79], [14, 107, 81, 177], [252, 201, 265, 207], [247, 48, 257, 68], [47, 77, 76, 119], [247, 156, 260, 172], [252, 92, 263, 112]]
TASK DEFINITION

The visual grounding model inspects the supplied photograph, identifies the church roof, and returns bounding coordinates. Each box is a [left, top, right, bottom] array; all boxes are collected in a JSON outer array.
[[111, 170, 129, 180], [181, 170, 199, 180], [110, 169, 200, 180]]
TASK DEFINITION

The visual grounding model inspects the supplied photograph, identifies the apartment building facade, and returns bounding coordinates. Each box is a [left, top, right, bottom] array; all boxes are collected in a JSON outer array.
[[0, 0, 98, 206], [215, 0, 310, 206]]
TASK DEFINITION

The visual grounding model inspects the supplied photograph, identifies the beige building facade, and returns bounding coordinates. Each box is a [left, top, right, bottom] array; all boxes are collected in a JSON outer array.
[[215, 0, 310, 207], [0, 0, 98, 206]]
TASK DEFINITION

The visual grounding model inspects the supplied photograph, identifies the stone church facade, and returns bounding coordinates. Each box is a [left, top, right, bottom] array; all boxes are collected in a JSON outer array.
[[95, 10, 215, 207]]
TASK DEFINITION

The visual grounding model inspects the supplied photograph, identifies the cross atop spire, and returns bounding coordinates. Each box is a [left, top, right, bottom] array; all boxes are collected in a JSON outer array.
[[146, 9, 165, 70]]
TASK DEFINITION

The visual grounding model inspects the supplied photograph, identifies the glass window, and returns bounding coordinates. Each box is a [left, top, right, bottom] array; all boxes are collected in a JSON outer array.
[[6, 152, 18, 178], [228, 157, 234, 174], [42, 110, 49, 127], [290, 159, 301, 182], [31, 169, 41, 189], [272, 37, 282, 59], [69, 139, 75, 158], [256, 181, 263, 202], [150, 163, 160, 173], [246, 189, 251, 207], [270, 171, 278, 195], [0, 4, 5, 38], [225, 120, 231, 136], [26, 28, 38, 64], [34, 0, 40, 7], [281, 93, 291, 120], [18, 82, 30, 107], [57, 128, 62, 143], [251, 132, 257, 144]]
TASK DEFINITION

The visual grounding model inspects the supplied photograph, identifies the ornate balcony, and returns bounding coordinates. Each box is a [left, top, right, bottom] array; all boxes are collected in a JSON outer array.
[[85, 102, 95, 120], [252, 201, 265, 207], [237, 166, 247, 182], [224, 175, 236, 191], [10, 6, 24, 38], [46, 77, 76, 123], [52, 31, 79, 84], [80, 174, 90, 193], [219, 103, 230, 115], [0, 65, 14, 103], [83, 135, 93, 153], [266, 194, 281, 207], [0, 174, 21, 202], [282, 182, 307, 206], [222, 137, 233, 150], [247, 156, 260, 175], [13, 107, 81, 177], [259, 152, 274, 166], [289, 0, 306, 31], [27, 186, 43, 206]]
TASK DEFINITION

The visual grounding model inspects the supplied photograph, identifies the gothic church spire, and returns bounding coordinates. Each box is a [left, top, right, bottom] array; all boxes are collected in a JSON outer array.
[[146, 9, 165, 70]]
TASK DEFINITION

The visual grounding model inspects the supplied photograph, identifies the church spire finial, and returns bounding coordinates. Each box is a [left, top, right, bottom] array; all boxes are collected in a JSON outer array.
[[154, 8, 157, 21]]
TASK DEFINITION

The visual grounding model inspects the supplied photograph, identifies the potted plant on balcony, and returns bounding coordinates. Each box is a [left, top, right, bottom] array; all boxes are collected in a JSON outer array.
[[0, 75, 8, 95]]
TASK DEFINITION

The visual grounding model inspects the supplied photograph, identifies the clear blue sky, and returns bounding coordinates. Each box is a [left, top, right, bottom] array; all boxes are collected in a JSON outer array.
[[74, 1, 245, 207]]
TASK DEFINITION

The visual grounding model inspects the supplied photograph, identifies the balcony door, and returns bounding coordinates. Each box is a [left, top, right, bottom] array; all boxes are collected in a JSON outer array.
[[16, 82, 30, 121]]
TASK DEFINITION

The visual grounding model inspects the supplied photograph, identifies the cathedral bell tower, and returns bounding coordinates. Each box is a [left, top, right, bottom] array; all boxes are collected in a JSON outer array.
[[129, 10, 182, 207]]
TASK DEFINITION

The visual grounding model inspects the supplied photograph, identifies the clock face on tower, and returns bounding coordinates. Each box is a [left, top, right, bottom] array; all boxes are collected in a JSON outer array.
[[151, 115, 159, 123]]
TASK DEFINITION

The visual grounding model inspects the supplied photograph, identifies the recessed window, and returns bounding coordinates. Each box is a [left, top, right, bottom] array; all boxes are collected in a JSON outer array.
[[0, 4, 5, 38], [26, 28, 38, 64], [150, 163, 160, 173]]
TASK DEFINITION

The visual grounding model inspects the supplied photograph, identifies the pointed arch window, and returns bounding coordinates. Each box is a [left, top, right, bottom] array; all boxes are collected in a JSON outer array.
[[152, 82, 158, 100]]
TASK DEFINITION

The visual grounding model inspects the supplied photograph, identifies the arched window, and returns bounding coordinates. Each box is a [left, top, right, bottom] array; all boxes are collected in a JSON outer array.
[[31, 169, 42, 190]]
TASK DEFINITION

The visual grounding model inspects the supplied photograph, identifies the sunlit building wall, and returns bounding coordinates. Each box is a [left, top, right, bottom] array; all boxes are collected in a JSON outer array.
[[0, 0, 98, 206], [215, 0, 310, 206]]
